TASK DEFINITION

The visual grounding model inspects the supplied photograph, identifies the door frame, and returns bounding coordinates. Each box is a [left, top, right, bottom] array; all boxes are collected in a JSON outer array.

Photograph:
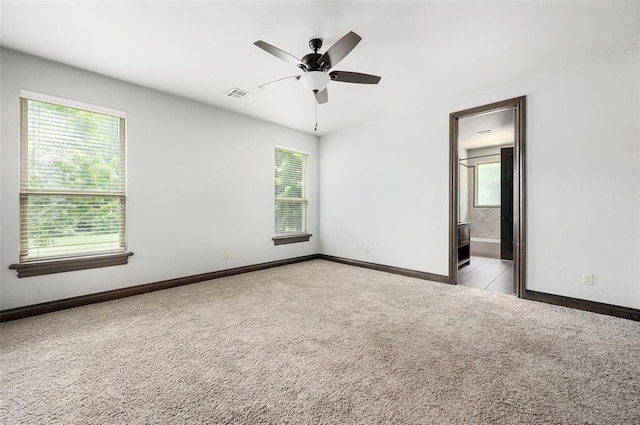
[[449, 96, 527, 297]]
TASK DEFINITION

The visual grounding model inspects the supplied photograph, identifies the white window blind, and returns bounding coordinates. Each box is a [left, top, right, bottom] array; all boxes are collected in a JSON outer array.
[[19, 94, 126, 262], [275, 147, 308, 235]]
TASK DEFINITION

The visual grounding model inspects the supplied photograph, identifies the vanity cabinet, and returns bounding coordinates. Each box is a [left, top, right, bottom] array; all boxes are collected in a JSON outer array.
[[458, 223, 471, 268]]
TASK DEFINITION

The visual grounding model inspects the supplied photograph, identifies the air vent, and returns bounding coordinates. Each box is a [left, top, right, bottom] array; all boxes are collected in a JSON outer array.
[[224, 87, 253, 101]]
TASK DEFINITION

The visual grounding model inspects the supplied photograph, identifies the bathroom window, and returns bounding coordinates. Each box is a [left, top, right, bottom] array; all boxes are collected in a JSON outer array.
[[474, 161, 500, 207]]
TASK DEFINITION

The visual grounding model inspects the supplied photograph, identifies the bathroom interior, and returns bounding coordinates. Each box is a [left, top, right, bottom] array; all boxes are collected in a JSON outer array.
[[457, 108, 515, 295]]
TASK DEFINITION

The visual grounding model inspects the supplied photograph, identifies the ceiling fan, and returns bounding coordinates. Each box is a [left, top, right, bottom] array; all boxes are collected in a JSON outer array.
[[254, 31, 381, 104]]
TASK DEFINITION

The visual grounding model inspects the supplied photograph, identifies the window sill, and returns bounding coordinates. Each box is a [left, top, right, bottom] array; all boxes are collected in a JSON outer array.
[[9, 252, 133, 278], [272, 234, 312, 245]]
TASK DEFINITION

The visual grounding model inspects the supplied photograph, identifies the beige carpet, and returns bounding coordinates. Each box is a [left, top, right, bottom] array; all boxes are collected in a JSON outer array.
[[1, 260, 639, 424]]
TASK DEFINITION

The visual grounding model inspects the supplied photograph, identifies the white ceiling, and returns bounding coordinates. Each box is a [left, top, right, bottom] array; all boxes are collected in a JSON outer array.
[[459, 108, 514, 151], [1, 1, 638, 136]]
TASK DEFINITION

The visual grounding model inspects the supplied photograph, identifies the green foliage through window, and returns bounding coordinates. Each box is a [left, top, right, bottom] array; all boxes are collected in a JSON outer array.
[[275, 148, 307, 234]]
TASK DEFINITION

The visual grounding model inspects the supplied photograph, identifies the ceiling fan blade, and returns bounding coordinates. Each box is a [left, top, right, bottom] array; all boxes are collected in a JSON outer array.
[[318, 31, 362, 70], [329, 71, 381, 84], [258, 75, 300, 89], [314, 88, 328, 104], [254, 40, 304, 68]]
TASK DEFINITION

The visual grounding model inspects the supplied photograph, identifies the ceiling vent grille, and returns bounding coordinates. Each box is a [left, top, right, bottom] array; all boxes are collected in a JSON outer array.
[[224, 87, 253, 101]]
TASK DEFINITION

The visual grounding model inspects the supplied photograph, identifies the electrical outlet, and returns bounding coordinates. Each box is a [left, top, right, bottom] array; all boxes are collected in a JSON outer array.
[[224, 251, 230, 260], [582, 273, 594, 285], [364, 245, 369, 254]]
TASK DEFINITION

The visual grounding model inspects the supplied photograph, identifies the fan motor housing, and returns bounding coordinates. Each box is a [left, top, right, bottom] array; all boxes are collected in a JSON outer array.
[[301, 53, 325, 71]]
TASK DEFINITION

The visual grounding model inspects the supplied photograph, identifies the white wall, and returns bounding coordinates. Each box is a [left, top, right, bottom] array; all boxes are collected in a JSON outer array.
[[526, 48, 639, 309], [319, 110, 451, 275], [320, 48, 640, 309], [0, 48, 319, 310]]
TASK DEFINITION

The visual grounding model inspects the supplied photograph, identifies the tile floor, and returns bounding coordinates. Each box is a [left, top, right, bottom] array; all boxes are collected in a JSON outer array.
[[459, 256, 515, 295]]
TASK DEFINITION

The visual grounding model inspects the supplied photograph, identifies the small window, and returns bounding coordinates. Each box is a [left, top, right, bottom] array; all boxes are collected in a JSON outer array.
[[16, 91, 128, 268], [273, 147, 311, 245], [474, 161, 500, 207]]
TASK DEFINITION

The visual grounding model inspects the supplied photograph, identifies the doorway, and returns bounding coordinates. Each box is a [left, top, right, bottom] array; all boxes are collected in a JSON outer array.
[[449, 97, 526, 297]]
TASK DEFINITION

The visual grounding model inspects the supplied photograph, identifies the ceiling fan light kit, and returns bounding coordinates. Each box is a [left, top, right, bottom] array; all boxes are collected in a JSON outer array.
[[299, 71, 330, 92]]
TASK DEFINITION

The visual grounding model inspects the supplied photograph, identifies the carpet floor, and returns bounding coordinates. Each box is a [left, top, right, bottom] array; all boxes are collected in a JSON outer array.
[[1, 260, 639, 424]]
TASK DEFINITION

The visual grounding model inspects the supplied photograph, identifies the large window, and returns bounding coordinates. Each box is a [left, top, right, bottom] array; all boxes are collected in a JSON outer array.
[[474, 161, 501, 207], [274, 147, 310, 245], [13, 91, 128, 275]]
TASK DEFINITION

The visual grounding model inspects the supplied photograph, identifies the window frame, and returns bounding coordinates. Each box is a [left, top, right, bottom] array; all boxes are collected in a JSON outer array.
[[273, 146, 312, 245], [9, 90, 132, 277], [474, 160, 501, 208]]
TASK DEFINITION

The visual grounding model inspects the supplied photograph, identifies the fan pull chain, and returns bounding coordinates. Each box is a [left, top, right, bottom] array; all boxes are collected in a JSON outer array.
[[314, 101, 318, 132]]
